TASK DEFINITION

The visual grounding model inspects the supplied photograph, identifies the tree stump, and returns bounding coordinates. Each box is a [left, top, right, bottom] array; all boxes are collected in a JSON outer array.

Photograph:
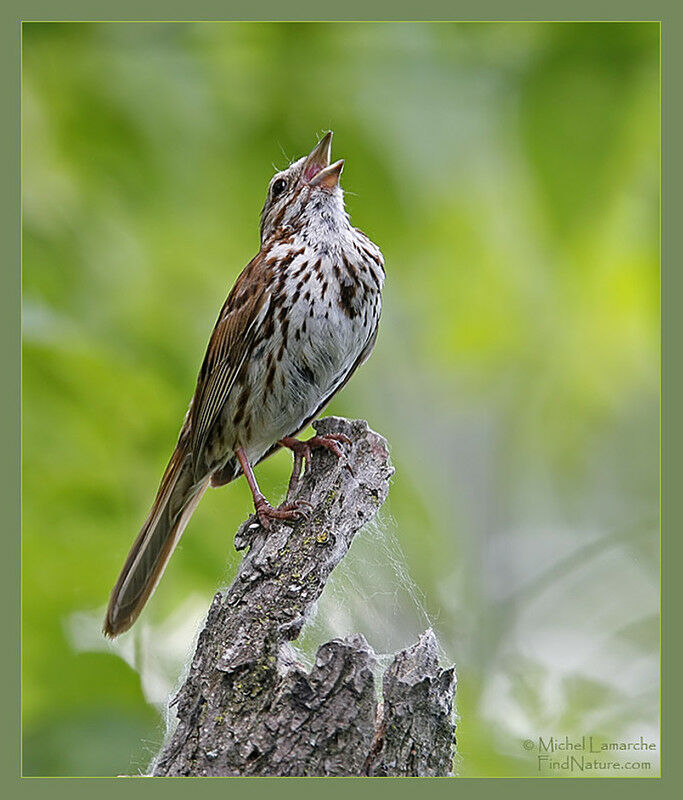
[[151, 417, 456, 777]]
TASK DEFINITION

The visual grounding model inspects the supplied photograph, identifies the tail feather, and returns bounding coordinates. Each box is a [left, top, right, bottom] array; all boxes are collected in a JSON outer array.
[[104, 447, 209, 637]]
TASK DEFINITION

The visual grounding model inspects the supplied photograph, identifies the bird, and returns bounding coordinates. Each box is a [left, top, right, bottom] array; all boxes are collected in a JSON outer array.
[[103, 132, 385, 637]]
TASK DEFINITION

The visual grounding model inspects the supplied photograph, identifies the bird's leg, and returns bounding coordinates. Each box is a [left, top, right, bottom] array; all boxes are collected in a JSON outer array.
[[279, 433, 352, 501], [234, 447, 309, 531]]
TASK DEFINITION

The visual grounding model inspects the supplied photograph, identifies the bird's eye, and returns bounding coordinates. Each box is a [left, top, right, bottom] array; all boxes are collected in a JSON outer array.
[[272, 178, 287, 197]]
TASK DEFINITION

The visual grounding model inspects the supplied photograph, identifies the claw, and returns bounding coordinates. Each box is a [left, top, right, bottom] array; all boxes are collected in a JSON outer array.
[[278, 499, 313, 519], [279, 432, 353, 501], [323, 433, 352, 446], [254, 496, 309, 530], [286, 498, 312, 515]]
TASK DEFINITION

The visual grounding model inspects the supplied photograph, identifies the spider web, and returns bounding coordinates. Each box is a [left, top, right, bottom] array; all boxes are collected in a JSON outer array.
[[291, 511, 446, 674]]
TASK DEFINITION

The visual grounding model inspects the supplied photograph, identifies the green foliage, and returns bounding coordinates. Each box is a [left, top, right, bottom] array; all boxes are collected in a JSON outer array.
[[22, 22, 659, 776]]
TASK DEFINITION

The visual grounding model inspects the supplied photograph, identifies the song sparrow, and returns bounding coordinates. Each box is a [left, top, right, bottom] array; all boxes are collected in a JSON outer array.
[[104, 132, 385, 637]]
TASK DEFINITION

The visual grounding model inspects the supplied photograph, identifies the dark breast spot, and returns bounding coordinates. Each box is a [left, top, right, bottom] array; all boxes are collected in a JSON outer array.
[[339, 281, 358, 319], [251, 341, 265, 360], [295, 362, 315, 385], [234, 382, 251, 429], [263, 312, 275, 340], [265, 357, 276, 391]]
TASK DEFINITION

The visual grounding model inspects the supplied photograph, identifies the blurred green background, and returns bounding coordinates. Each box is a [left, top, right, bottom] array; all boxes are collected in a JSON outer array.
[[22, 22, 659, 777]]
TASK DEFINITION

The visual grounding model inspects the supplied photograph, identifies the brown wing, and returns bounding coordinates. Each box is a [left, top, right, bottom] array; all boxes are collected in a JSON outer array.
[[189, 253, 271, 476]]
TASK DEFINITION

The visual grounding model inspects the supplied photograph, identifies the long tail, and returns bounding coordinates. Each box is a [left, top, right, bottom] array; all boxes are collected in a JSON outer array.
[[104, 446, 209, 637]]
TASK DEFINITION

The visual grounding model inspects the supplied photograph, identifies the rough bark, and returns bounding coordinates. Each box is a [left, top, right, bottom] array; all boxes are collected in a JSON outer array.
[[151, 416, 456, 777], [365, 630, 457, 776]]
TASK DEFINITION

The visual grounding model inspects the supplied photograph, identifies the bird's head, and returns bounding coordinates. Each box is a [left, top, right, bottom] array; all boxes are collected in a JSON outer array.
[[260, 132, 347, 245]]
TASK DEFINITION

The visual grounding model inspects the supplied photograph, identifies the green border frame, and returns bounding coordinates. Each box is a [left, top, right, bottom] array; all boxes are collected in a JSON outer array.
[[5, 0, 677, 796]]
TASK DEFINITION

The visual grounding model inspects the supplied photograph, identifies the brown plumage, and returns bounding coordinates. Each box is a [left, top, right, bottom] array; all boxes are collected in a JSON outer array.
[[104, 132, 384, 637]]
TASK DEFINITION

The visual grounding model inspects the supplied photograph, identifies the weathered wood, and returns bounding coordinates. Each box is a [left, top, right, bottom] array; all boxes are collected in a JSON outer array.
[[151, 417, 456, 777], [365, 630, 457, 776]]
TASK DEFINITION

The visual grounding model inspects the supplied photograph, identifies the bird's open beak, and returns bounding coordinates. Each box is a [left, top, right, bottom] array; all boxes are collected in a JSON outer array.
[[303, 131, 344, 189]]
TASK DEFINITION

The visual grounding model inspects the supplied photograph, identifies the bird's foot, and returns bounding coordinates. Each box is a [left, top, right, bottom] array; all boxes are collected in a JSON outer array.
[[279, 433, 352, 501], [253, 495, 313, 531]]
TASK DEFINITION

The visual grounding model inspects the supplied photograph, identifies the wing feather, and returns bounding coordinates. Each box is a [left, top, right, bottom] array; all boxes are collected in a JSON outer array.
[[189, 254, 271, 474]]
